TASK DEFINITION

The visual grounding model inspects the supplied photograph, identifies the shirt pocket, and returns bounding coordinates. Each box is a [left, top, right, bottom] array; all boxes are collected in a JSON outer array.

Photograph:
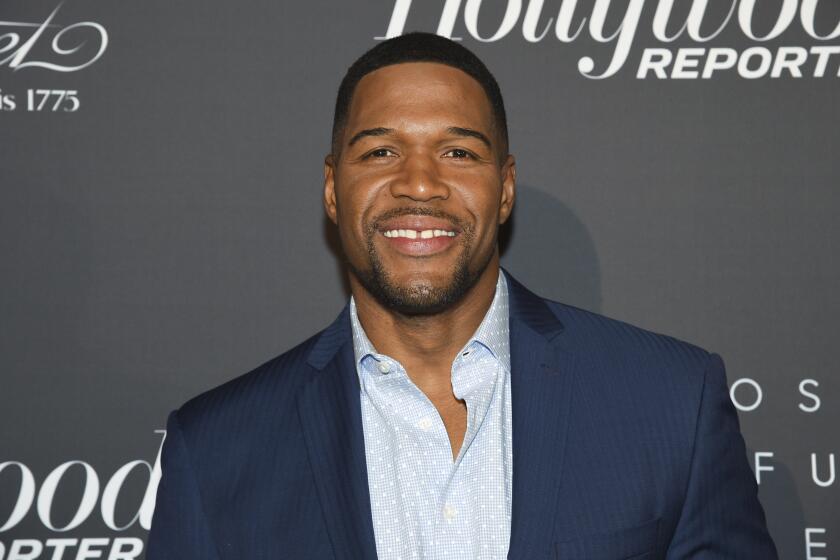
[[554, 517, 660, 560]]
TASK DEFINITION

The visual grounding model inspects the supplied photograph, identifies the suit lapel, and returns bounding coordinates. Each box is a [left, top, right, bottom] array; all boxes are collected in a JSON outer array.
[[504, 271, 576, 559], [296, 307, 378, 560], [295, 272, 574, 560]]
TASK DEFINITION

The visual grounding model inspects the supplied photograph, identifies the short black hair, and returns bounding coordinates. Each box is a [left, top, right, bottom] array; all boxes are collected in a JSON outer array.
[[331, 32, 508, 157]]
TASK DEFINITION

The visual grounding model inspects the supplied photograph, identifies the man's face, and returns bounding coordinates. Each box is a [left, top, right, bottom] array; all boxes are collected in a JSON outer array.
[[324, 62, 515, 315]]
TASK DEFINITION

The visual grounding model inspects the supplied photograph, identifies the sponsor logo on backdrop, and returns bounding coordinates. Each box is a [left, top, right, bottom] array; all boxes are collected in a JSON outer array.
[[729, 376, 835, 559], [729, 377, 835, 483], [380, 0, 840, 79], [0, 432, 164, 560], [0, 3, 108, 113]]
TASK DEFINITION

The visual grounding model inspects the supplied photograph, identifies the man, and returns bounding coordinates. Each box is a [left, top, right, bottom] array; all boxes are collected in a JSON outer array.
[[148, 33, 777, 559]]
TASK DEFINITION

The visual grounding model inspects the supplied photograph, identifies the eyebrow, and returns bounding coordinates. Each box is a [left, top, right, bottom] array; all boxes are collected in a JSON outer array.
[[446, 126, 492, 149], [346, 126, 493, 149], [347, 127, 394, 147]]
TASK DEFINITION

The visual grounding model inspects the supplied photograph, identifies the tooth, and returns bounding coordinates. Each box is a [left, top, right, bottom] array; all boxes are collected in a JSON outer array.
[[384, 231, 391, 238], [420, 230, 433, 239], [406, 230, 417, 239], [448, 231, 455, 237]]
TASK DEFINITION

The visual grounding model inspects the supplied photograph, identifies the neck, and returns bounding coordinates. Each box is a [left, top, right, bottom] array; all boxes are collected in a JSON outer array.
[[350, 257, 501, 374]]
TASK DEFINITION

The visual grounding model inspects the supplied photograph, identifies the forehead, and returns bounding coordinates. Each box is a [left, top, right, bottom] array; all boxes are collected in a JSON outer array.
[[346, 62, 494, 134]]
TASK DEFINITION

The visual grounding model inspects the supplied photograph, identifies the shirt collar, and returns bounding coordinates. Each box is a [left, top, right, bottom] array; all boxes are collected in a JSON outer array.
[[349, 272, 511, 371]]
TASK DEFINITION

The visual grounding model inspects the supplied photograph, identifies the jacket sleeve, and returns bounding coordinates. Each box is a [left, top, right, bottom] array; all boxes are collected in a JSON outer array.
[[146, 410, 221, 560], [666, 353, 778, 558]]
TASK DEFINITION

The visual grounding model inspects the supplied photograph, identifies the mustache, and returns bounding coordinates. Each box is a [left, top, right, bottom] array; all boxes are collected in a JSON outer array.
[[369, 207, 469, 232]]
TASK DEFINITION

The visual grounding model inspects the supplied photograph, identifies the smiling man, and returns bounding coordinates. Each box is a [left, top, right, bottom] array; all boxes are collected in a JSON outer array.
[[147, 33, 777, 559]]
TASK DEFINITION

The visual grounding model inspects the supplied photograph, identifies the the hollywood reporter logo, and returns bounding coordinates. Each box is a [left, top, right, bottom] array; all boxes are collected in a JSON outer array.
[[0, 431, 164, 560], [380, 0, 840, 79]]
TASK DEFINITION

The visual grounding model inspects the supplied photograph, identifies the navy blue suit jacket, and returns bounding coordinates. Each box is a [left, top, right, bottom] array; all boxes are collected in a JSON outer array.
[[147, 271, 777, 559]]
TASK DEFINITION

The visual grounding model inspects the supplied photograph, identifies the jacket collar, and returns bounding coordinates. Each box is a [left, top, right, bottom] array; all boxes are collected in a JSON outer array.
[[305, 267, 565, 371], [300, 268, 574, 559], [503, 268, 565, 341]]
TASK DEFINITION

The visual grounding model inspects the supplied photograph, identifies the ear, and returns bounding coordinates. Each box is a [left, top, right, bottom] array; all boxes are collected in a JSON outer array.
[[324, 154, 338, 225], [498, 154, 516, 225]]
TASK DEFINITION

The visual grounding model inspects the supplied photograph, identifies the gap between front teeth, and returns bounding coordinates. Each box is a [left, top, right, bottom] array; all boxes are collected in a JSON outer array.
[[383, 229, 456, 239]]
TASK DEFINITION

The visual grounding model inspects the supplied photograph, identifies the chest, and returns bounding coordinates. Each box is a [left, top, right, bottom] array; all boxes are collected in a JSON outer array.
[[420, 379, 468, 458], [357, 360, 513, 559]]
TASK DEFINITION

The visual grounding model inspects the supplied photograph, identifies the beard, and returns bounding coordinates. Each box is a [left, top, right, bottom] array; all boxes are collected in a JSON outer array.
[[346, 207, 492, 316]]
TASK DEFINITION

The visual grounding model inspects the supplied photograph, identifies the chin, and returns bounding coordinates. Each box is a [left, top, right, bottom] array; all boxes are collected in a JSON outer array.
[[351, 263, 471, 316], [401, 268, 454, 287]]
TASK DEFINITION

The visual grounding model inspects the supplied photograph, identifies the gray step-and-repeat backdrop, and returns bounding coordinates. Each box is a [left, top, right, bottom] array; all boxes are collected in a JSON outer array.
[[1, 1, 837, 558]]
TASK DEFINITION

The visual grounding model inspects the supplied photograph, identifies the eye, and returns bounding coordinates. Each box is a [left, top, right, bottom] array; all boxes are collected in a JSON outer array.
[[443, 148, 473, 159], [365, 148, 397, 158]]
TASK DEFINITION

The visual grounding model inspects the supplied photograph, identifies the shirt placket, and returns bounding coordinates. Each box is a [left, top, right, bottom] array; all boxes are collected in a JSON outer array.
[[368, 355, 456, 558], [430, 344, 500, 559]]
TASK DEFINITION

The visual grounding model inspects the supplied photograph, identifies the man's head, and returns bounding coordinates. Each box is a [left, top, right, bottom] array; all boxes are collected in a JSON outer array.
[[324, 32, 515, 316], [331, 32, 509, 159]]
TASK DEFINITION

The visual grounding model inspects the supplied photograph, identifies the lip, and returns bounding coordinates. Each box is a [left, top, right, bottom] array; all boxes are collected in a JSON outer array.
[[375, 217, 461, 258], [379, 232, 458, 257], [377, 216, 461, 234]]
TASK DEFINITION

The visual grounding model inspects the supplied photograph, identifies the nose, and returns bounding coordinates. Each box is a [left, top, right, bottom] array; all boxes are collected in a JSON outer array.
[[388, 154, 450, 202]]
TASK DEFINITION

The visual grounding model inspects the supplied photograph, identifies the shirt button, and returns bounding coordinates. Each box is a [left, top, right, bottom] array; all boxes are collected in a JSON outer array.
[[416, 417, 433, 430], [378, 362, 391, 374], [443, 504, 457, 521]]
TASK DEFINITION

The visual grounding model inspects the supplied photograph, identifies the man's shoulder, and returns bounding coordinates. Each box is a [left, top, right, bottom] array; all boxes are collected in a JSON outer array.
[[538, 297, 724, 436], [505, 271, 713, 377], [543, 297, 715, 384], [174, 327, 330, 434]]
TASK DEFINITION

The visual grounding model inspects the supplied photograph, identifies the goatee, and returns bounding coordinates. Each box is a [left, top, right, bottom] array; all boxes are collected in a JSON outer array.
[[347, 208, 490, 316]]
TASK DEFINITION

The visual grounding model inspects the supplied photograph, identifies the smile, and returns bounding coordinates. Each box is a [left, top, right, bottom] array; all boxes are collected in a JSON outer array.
[[382, 229, 456, 239], [378, 227, 459, 257]]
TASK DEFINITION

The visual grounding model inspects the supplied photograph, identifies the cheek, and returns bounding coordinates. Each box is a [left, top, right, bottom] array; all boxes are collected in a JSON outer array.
[[456, 178, 503, 229], [334, 178, 382, 238]]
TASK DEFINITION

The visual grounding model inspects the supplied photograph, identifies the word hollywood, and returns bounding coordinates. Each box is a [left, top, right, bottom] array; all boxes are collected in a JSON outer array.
[[0, 433, 164, 560], [0, 4, 108, 72], [380, 0, 840, 79]]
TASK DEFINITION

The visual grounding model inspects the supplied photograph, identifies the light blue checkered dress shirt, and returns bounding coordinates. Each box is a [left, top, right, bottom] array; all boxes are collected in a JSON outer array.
[[350, 273, 512, 560]]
